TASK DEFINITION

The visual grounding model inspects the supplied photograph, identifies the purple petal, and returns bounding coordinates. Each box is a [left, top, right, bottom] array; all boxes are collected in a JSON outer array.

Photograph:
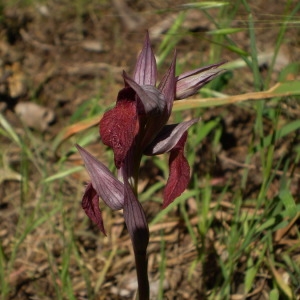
[[133, 31, 157, 86], [144, 118, 199, 155], [175, 61, 226, 100], [123, 72, 166, 114], [123, 182, 149, 253], [82, 182, 106, 235], [76, 144, 124, 210], [130, 55, 176, 149], [158, 51, 176, 115]]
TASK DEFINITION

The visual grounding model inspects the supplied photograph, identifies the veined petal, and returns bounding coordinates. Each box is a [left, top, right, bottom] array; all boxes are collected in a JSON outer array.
[[123, 72, 165, 114], [133, 31, 157, 86], [122, 181, 150, 299], [82, 182, 106, 235], [144, 118, 199, 155], [175, 61, 226, 100], [158, 51, 176, 115], [123, 182, 149, 253], [163, 132, 190, 208], [76, 144, 124, 210], [100, 91, 139, 168], [131, 55, 176, 149]]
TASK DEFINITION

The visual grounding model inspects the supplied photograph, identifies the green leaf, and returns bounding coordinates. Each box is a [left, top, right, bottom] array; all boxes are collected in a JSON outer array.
[[223, 44, 249, 56], [271, 80, 300, 94], [269, 289, 280, 300], [279, 189, 297, 218]]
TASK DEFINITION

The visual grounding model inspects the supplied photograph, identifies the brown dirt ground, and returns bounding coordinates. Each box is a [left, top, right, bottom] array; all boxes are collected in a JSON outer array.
[[0, 1, 300, 299]]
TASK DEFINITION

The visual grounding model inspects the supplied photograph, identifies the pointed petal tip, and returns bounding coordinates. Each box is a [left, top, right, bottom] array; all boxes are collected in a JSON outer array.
[[122, 70, 131, 84], [145, 118, 199, 155], [158, 52, 177, 114], [133, 31, 157, 86], [144, 29, 150, 43], [75, 143, 82, 151], [175, 61, 227, 100], [76, 144, 92, 159], [212, 60, 227, 68]]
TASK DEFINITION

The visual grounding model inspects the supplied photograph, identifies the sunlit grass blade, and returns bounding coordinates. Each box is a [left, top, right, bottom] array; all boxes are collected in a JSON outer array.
[[95, 246, 117, 293], [254, 119, 300, 151], [0, 113, 22, 146], [207, 28, 246, 35], [173, 81, 300, 110], [225, 44, 249, 56], [0, 113, 39, 173], [43, 166, 84, 183], [150, 191, 197, 226], [157, 11, 186, 67], [269, 289, 280, 300], [266, 1, 300, 86], [279, 189, 297, 217], [181, 2, 229, 9], [140, 181, 165, 202], [242, 1, 262, 91], [203, 37, 249, 56], [268, 259, 294, 298]]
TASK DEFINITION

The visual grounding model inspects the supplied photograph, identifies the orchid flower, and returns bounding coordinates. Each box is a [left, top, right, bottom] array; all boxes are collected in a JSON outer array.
[[76, 31, 224, 299]]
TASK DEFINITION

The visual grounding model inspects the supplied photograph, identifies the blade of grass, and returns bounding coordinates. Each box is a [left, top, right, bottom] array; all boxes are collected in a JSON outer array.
[[150, 191, 197, 226], [0, 113, 22, 146], [266, 0, 300, 86], [43, 166, 84, 183], [206, 28, 246, 35], [181, 2, 229, 9], [244, 242, 267, 294], [95, 246, 118, 293], [157, 11, 186, 68], [268, 259, 293, 298], [241, 0, 262, 91], [173, 81, 300, 111]]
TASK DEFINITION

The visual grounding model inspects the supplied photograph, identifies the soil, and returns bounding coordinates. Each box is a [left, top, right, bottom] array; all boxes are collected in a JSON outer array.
[[0, 1, 299, 299]]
